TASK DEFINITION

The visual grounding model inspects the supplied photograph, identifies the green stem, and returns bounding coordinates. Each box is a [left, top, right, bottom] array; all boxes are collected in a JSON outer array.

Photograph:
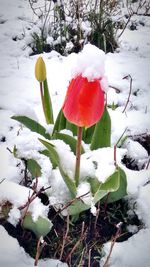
[[40, 82, 46, 119], [74, 127, 83, 187]]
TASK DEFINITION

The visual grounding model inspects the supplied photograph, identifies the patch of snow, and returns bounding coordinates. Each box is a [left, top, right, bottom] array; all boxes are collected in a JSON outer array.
[[77, 181, 91, 206], [136, 184, 150, 228], [84, 147, 126, 183], [0, 225, 68, 267], [71, 44, 108, 91], [124, 139, 148, 161], [121, 166, 150, 195], [101, 228, 150, 267], [0, 144, 21, 183], [0, 180, 49, 223]]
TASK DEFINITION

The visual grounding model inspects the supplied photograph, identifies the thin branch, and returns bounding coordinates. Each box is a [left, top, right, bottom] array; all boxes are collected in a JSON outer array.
[[109, 85, 121, 93], [65, 221, 86, 262], [34, 237, 47, 266], [102, 222, 122, 267], [145, 157, 150, 170], [54, 191, 90, 218], [0, 178, 5, 184], [19, 179, 51, 224], [114, 145, 117, 167], [116, 127, 128, 147], [122, 75, 133, 113], [60, 214, 70, 260], [118, 14, 132, 38], [88, 248, 92, 267]]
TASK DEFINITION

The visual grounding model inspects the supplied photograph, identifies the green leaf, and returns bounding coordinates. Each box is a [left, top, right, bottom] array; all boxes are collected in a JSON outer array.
[[59, 165, 77, 198], [13, 145, 17, 157], [66, 120, 77, 136], [39, 139, 77, 197], [52, 109, 66, 134], [11, 116, 50, 140], [23, 214, 53, 238], [27, 159, 41, 177], [83, 125, 95, 144], [40, 149, 58, 169], [93, 169, 120, 204], [90, 106, 111, 150], [87, 177, 101, 195], [52, 132, 84, 155], [39, 139, 60, 168], [43, 79, 54, 124], [100, 169, 120, 191], [102, 167, 127, 203], [68, 200, 90, 216]]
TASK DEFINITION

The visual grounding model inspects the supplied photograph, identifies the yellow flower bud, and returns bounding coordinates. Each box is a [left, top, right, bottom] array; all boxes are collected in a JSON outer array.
[[35, 57, 46, 82]]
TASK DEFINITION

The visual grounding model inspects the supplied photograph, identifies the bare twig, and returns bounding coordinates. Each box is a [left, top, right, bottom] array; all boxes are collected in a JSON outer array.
[[6, 147, 13, 154], [102, 222, 122, 267], [122, 75, 133, 113], [54, 191, 90, 218], [77, 247, 86, 267], [116, 127, 128, 147], [114, 145, 117, 167], [88, 248, 92, 267], [28, 0, 39, 17], [65, 221, 86, 262], [118, 14, 132, 38], [0, 178, 5, 184], [108, 85, 121, 94], [34, 237, 47, 266], [145, 157, 150, 170], [60, 214, 70, 260], [19, 179, 51, 224]]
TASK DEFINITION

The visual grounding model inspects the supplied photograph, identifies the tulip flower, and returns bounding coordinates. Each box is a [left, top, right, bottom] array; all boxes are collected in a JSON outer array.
[[35, 57, 54, 124], [62, 75, 105, 186], [62, 75, 104, 128], [35, 57, 46, 82]]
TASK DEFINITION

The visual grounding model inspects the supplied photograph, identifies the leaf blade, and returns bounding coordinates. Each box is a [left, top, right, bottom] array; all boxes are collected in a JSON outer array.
[[43, 79, 54, 124], [39, 138, 77, 197], [11, 115, 50, 139], [90, 106, 111, 150]]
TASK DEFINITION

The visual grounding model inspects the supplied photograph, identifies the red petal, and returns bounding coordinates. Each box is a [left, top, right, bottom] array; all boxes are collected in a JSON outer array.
[[63, 75, 105, 127]]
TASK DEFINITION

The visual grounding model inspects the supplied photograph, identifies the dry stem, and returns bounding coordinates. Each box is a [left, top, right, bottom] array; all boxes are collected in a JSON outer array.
[[34, 237, 47, 266], [102, 223, 122, 267]]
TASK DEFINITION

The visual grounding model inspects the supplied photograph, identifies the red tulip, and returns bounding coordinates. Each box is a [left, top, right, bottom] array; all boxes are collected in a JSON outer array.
[[62, 75, 105, 128]]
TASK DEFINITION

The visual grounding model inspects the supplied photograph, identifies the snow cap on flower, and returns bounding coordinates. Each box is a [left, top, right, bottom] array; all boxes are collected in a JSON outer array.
[[71, 44, 108, 92], [35, 57, 46, 82], [62, 44, 107, 127]]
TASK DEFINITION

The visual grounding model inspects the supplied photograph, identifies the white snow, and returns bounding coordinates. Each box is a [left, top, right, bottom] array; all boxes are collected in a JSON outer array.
[[0, 225, 67, 267], [71, 43, 109, 92], [136, 184, 150, 228], [0, 180, 49, 223], [101, 228, 150, 267], [0, 0, 150, 266]]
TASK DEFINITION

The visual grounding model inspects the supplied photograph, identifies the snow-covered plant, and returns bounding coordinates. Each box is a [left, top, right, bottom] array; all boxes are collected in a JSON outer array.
[[12, 44, 127, 218], [24, 0, 120, 55]]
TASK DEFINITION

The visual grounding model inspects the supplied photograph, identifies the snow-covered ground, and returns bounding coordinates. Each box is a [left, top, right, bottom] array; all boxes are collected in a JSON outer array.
[[0, 0, 150, 266]]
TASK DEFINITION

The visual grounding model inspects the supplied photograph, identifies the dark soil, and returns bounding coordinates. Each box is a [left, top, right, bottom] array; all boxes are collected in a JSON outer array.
[[133, 134, 150, 155], [0, 136, 6, 142], [0, 198, 142, 267], [122, 134, 150, 170]]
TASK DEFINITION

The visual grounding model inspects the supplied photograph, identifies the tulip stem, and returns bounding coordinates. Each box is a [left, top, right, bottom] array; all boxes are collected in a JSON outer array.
[[75, 126, 82, 187], [40, 82, 46, 118]]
